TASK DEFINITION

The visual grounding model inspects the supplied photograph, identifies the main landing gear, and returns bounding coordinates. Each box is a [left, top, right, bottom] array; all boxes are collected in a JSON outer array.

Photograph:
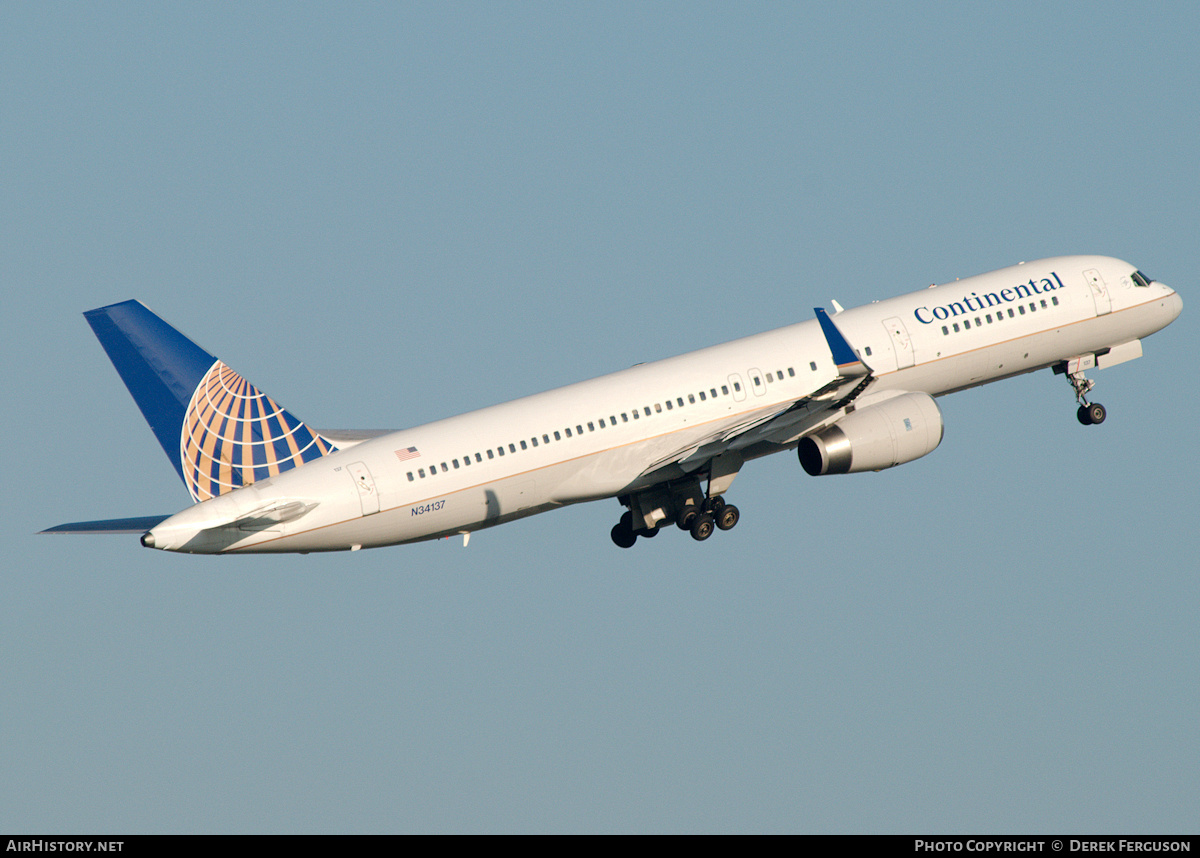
[[610, 495, 741, 548], [674, 495, 741, 542], [1066, 366, 1107, 426]]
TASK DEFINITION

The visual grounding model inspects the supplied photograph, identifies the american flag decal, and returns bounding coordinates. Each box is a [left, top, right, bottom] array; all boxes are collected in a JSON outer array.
[[394, 446, 420, 462]]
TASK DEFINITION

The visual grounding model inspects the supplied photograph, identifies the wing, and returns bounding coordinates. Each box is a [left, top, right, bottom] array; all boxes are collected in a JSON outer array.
[[641, 307, 877, 477]]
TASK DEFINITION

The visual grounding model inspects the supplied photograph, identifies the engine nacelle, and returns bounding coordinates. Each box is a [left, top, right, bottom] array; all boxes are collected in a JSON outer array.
[[798, 391, 944, 476]]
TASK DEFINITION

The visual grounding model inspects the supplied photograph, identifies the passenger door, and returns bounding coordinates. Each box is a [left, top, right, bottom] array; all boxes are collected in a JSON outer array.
[[1084, 268, 1112, 316], [882, 317, 915, 369]]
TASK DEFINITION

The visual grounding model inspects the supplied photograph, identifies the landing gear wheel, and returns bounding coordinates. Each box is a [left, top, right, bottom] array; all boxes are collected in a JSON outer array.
[[611, 522, 637, 548], [676, 506, 699, 531], [641, 524, 659, 538], [703, 496, 726, 515], [1077, 404, 1093, 425], [716, 504, 740, 531], [1086, 402, 1107, 425], [690, 513, 716, 542]]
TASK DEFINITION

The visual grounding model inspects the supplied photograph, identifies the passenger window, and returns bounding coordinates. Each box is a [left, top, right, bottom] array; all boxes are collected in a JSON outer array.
[[497, 447, 505, 456], [809, 362, 817, 371], [610, 415, 617, 425], [554, 431, 561, 440], [734, 382, 742, 392], [787, 368, 795, 377], [508, 444, 516, 453], [711, 388, 718, 397], [665, 401, 673, 410], [475, 453, 482, 462], [587, 422, 595, 431], [766, 373, 774, 383], [1018, 305, 1025, 315], [453, 459, 460, 468], [543, 434, 550, 444], [441, 462, 448, 471], [1040, 300, 1047, 308], [953, 323, 960, 332], [464, 456, 471, 466], [407, 472, 414, 481], [676, 397, 684, 407], [632, 410, 640, 419], [1052, 296, 1059, 306], [621, 413, 628, 422], [964, 320, 971, 330], [699, 391, 706, 401], [419, 468, 426, 478], [576, 425, 584, 435], [565, 428, 572, 437], [655, 404, 662, 413], [721, 385, 729, 395], [487, 450, 494, 459], [598, 419, 605, 428], [942, 326, 949, 335]]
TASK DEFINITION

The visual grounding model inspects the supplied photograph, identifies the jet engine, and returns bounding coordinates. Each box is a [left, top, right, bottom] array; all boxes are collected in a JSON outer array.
[[798, 391, 944, 476]]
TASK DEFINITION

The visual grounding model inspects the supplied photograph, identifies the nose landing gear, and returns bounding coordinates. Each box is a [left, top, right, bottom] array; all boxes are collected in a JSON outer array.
[[1060, 357, 1107, 426]]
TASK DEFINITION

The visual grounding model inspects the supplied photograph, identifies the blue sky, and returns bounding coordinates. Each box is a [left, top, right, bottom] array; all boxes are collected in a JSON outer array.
[[2, 2, 1197, 833]]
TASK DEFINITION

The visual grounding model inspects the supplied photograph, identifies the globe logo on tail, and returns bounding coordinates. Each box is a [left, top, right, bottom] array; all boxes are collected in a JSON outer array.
[[180, 361, 337, 502]]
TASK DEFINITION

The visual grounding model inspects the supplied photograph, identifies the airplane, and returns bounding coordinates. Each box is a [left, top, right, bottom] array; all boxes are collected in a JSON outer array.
[[41, 255, 1181, 554]]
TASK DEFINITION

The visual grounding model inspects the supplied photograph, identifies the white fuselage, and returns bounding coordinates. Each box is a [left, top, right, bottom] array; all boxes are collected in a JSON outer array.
[[145, 255, 1182, 553]]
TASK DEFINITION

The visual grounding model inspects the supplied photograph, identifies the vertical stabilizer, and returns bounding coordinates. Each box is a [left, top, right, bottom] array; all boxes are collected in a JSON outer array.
[[84, 300, 337, 501]]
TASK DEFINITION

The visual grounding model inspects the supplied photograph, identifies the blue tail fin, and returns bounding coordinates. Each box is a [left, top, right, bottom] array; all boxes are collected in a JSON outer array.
[[84, 300, 338, 502]]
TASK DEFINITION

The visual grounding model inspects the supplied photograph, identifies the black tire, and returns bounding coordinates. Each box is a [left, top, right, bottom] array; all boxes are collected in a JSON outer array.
[[1087, 402, 1107, 425], [716, 504, 740, 531], [611, 522, 637, 548], [690, 513, 715, 542], [1077, 405, 1093, 426], [677, 506, 699, 531], [641, 524, 659, 538]]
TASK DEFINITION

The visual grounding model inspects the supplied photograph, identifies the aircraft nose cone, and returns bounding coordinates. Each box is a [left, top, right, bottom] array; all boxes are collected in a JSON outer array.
[[1168, 290, 1183, 322]]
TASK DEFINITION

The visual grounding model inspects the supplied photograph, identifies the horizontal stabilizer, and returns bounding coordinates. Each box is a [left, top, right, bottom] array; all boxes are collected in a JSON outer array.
[[40, 516, 171, 535], [316, 428, 394, 448]]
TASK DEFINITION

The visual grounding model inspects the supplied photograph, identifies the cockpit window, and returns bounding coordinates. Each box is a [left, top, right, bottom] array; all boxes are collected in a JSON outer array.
[[1132, 270, 1152, 287]]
